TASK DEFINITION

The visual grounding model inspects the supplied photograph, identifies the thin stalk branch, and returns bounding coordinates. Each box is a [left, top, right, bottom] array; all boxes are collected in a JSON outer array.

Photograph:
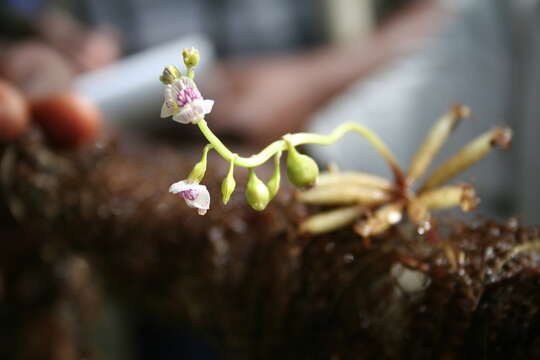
[[299, 205, 365, 235], [316, 172, 396, 191], [197, 120, 404, 183], [297, 185, 392, 206], [420, 127, 512, 191], [407, 105, 470, 182]]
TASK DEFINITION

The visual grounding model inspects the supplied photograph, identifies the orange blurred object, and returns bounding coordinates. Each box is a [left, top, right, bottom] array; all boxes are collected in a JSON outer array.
[[31, 92, 102, 146], [0, 80, 30, 141]]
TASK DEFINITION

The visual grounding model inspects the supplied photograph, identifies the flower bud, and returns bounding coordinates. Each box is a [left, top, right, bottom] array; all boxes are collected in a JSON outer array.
[[182, 47, 200, 68], [159, 65, 181, 84], [187, 144, 212, 182], [221, 159, 236, 204], [187, 161, 206, 183], [245, 169, 270, 211], [286, 143, 319, 188], [266, 152, 282, 200]]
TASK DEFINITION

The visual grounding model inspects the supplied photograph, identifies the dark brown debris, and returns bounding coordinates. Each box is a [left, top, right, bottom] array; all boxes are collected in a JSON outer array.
[[1, 129, 539, 359]]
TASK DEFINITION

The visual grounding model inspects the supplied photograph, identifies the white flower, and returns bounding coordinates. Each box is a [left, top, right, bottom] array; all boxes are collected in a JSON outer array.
[[160, 76, 214, 124], [169, 180, 210, 215]]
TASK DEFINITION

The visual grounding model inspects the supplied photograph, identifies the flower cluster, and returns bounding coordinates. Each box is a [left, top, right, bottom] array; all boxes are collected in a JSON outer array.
[[160, 76, 213, 125], [159, 48, 213, 214], [159, 48, 320, 216], [159, 48, 512, 240]]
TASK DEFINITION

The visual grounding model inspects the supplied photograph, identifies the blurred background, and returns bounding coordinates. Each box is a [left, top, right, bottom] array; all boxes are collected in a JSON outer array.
[[1, 0, 540, 358]]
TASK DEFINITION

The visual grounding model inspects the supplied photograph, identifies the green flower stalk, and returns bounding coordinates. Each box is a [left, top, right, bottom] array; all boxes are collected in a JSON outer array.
[[187, 144, 213, 182], [161, 47, 512, 242], [266, 151, 282, 200], [159, 48, 408, 216]]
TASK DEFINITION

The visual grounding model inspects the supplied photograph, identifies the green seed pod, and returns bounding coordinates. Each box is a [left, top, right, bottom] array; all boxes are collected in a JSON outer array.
[[245, 169, 270, 211], [221, 159, 236, 204], [182, 47, 200, 67], [159, 65, 181, 84], [266, 151, 282, 200], [221, 176, 236, 205], [187, 144, 212, 182], [286, 142, 319, 188]]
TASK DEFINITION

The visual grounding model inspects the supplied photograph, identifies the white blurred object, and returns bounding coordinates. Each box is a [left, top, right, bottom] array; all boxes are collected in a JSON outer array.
[[75, 34, 215, 129]]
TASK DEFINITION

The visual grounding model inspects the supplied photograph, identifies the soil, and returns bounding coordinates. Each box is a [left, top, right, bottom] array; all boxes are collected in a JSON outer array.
[[1, 129, 539, 359]]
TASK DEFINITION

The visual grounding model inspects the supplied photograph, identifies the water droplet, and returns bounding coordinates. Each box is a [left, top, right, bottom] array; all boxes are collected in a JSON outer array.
[[325, 242, 335, 252]]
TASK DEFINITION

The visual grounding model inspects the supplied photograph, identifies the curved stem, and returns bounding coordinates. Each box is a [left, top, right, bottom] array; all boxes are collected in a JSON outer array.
[[197, 120, 404, 183], [187, 143, 214, 181], [202, 143, 214, 159]]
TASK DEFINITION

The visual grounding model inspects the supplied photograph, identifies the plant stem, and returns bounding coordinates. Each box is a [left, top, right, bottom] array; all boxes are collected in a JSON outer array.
[[197, 119, 404, 182], [420, 127, 512, 191], [407, 105, 469, 183]]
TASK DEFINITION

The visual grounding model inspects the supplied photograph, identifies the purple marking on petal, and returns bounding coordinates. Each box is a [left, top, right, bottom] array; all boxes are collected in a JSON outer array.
[[180, 188, 198, 201], [177, 93, 186, 105], [176, 87, 203, 107]]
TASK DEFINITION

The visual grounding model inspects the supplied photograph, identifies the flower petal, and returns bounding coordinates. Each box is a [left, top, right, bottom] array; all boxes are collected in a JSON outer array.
[[161, 102, 178, 118], [185, 184, 210, 213], [172, 104, 198, 124], [161, 86, 179, 118], [169, 180, 211, 215], [169, 180, 191, 194], [173, 77, 197, 92], [196, 99, 214, 115]]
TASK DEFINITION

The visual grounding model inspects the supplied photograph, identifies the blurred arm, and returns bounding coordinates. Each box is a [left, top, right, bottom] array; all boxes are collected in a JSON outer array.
[[210, 0, 444, 144]]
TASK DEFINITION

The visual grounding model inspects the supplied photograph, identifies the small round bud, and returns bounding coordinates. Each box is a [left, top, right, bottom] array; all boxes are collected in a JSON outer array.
[[221, 159, 236, 204], [182, 47, 200, 68], [159, 65, 181, 85], [285, 142, 319, 188], [245, 169, 270, 211]]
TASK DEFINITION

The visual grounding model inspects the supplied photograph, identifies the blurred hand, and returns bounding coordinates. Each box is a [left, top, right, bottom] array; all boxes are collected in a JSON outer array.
[[36, 10, 120, 72], [0, 42, 74, 100], [207, 0, 442, 146], [209, 57, 320, 145]]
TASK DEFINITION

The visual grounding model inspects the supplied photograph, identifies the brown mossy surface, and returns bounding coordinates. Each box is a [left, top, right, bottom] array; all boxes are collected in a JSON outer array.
[[1, 129, 540, 359]]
